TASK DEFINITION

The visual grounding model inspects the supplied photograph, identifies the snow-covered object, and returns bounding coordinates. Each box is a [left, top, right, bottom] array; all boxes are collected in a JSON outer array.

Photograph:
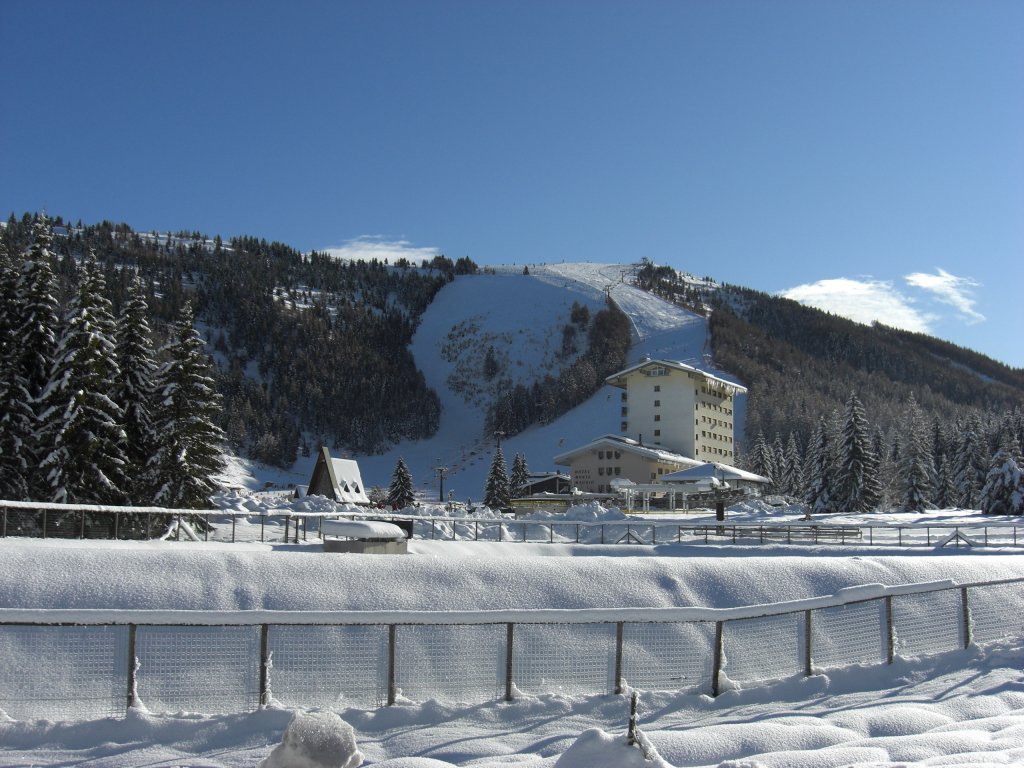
[[979, 449, 1024, 516], [321, 520, 407, 541], [259, 710, 362, 768], [553, 728, 649, 767]]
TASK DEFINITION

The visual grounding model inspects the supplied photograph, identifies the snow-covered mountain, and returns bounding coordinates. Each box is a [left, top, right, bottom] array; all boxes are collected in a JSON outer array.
[[351, 262, 741, 501]]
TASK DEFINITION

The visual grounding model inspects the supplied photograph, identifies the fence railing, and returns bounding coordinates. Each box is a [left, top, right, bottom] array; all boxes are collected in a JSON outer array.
[[2, 500, 1022, 549], [1, 578, 1021, 721]]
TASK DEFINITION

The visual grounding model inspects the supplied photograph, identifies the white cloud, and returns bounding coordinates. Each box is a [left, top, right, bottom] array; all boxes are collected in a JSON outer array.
[[780, 277, 935, 334], [318, 235, 441, 264], [904, 268, 985, 324]]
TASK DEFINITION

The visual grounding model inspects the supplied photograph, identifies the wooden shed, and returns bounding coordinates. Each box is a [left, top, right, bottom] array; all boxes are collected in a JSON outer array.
[[306, 447, 371, 505]]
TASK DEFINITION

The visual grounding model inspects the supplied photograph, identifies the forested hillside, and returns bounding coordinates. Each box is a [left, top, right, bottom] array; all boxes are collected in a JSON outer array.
[[0, 212, 455, 469]]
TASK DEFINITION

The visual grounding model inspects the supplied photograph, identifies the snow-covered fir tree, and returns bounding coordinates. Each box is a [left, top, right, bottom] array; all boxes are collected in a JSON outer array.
[[115, 273, 159, 501], [747, 432, 776, 489], [387, 457, 415, 509], [484, 446, 511, 510], [805, 416, 834, 516], [835, 392, 882, 512], [510, 453, 529, 498], [978, 441, 1024, 516], [952, 417, 987, 509], [898, 393, 934, 512], [36, 254, 127, 504], [148, 303, 225, 508], [780, 432, 804, 499], [933, 453, 956, 509], [0, 239, 31, 499], [15, 216, 64, 498]]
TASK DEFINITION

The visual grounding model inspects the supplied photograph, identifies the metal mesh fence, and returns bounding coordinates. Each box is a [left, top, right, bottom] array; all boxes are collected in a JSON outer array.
[[812, 600, 887, 669], [396, 624, 506, 704], [621, 621, 714, 693], [893, 590, 964, 656], [723, 612, 803, 684], [0, 625, 126, 720], [2, 579, 1022, 721], [512, 623, 616, 696], [135, 626, 261, 714], [268, 624, 388, 709], [968, 582, 1024, 644]]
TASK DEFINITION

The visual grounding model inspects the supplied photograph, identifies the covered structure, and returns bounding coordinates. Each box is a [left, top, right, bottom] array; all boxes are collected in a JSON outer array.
[[305, 447, 371, 505]]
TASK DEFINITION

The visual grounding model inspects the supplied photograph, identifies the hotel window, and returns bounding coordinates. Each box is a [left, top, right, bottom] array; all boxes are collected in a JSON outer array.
[[654, 429, 660, 437], [621, 421, 628, 431], [654, 415, 660, 421], [654, 385, 661, 392], [654, 400, 660, 407], [598, 451, 604, 459]]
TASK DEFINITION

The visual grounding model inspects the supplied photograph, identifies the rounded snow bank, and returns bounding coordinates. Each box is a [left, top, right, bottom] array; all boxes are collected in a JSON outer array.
[[259, 710, 362, 768], [553, 728, 650, 767]]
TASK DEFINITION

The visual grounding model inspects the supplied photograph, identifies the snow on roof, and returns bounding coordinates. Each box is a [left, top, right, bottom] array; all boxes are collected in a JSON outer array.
[[662, 462, 770, 484], [553, 434, 705, 468], [328, 458, 371, 505], [605, 358, 747, 393]]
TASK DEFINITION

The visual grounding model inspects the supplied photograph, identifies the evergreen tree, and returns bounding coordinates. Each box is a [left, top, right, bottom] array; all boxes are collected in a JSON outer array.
[[115, 273, 159, 501], [805, 416, 835, 516], [149, 303, 225, 508], [15, 216, 62, 497], [0, 239, 30, 499], [933, 453, 956, 509], [898, 393, 934, 512], [36, 254, 128, 504], [978, 442, 1024, 516], [387, 457, 415, 509], [952, 417, 987, 509], [510, 452, 529, 498], [781, 432, 804, 499], [747, 432, 776, 488], [836, 392, 882, 512], [483, 446, 511, 510]]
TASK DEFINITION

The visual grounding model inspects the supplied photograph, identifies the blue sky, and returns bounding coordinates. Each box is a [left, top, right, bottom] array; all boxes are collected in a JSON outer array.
[[2, 1, 1021, 366]]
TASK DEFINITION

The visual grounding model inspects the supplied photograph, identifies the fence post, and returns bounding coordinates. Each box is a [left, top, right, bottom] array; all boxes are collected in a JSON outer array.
[[126, 624, 138, 713], [80, 508, 86, 539], [42, 507, 47, 539], [884, 596, 895, 664], [2, 506, 6, 537], [960, 587, 972, 649], [712, 621, 724, 696], [259, 624, 270, 707], [614, 622, 625, 694], [627, 690, 638, 746], [505, 623, 515, 701], [803, 610, 813, 677], [387, 625, 397, 706]]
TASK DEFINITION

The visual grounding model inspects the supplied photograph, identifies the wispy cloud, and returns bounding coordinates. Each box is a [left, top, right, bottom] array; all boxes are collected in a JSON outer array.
[[905, 268, 985, 324], [318, 235, 441, 264], [780, 277, 935, 333]]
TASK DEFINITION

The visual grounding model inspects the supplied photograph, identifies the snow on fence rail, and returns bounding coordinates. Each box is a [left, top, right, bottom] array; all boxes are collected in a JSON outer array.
[[3, 500, 1024, 548], [1, 578, 1022, 721]]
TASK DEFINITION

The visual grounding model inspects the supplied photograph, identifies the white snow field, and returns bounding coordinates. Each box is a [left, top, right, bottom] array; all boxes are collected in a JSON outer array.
[[2, 522, 1024, 767]]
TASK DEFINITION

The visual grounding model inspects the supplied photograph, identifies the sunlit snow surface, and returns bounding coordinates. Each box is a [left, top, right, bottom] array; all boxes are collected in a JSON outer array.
[[1, 529, 1023, 766]]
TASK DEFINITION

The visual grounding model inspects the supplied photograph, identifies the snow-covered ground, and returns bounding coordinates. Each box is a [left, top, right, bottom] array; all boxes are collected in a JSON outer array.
[[2, 517, 1023, 767]]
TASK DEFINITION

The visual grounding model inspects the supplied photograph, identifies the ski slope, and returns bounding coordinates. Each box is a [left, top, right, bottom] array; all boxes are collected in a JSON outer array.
[[357, 262, 729, 502]]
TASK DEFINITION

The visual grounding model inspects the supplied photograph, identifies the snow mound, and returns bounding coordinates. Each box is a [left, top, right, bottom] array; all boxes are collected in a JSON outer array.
[[521, 501, 630, 522], [260, 710, 363, 768], [553, 728, 649, 767]]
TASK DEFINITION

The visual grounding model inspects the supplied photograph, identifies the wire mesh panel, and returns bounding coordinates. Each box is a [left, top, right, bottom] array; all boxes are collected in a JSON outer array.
[[0, 625, 127, 720], [512, 623, 616, 696], [135, 626, 261, 714], [268, 624, 388, 709], [968, 583, 1024, 644], [395, 623, 506, 704], [812, 600, 886, 669], [621, 621, 714, 694], [723, 613, 803, 684], [892, 590, 963, 657]]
